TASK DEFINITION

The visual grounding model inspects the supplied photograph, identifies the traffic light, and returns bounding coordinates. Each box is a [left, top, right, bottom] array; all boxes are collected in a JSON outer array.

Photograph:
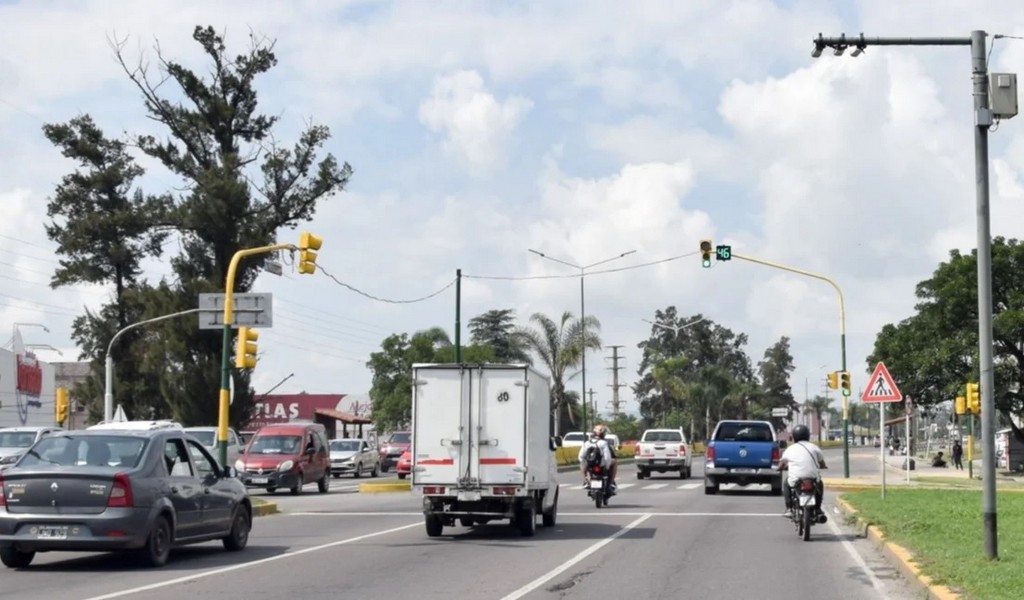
[[235, 326, 259, 369], [827, 371, 838, 390], [840, 371, 851, 397], [699, 240, 713, 268], [55, 387, 69, 425], [955, 395, 966, 416], [966, 382, 980, 414], [298, 232, 323, 274]]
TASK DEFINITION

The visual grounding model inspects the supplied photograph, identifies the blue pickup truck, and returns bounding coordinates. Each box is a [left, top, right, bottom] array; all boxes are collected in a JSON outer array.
[[704, 420, 783, 496]]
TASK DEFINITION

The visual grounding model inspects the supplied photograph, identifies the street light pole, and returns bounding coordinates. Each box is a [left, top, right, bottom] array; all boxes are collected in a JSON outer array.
[[104, 309, 204, 423], [812, 28, 1002, 560], [529, 249, 636, 432]]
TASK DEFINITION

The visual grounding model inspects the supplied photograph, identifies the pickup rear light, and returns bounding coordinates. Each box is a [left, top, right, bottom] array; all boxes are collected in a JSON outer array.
[[771, 447, 781, 463], [679, 444, 687, 455], [107, 473, 134, 508], [0, 473, 6, 507], [706, 446, 715, 461]]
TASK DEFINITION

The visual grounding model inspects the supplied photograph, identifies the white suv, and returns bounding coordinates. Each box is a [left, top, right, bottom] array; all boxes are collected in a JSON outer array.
[[0, 426, 65, 471], [635, 428, 692, 479]]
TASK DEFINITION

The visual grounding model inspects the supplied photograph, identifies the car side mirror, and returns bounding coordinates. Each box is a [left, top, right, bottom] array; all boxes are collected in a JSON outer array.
[[549, 436, 563, 451], [305, 446, 316, 455], [224, 465, 238, 479]]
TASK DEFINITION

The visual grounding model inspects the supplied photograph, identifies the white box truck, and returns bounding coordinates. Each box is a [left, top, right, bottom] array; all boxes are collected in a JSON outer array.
[[411, 363, 561, 537]]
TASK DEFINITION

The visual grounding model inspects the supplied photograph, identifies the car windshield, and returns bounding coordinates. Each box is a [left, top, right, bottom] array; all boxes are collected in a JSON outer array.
[[186, 430, 216, 445], [249, 435, 302, 454], [17, 435, 147, 468], [387, 433, 411, 444], [643, 431, 683, 442], [0, 432, 37, 448], [331, 440, 360, 452]]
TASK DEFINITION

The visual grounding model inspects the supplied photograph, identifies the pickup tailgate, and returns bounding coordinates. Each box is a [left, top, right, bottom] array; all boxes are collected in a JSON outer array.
[[711, 441, 775, 469]]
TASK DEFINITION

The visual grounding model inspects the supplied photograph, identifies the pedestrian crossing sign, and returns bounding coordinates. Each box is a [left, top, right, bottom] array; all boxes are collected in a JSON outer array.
[[861, 362, 902, 403]]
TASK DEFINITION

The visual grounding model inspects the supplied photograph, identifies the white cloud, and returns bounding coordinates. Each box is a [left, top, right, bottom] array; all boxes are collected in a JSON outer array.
[[418, 70, 532, 173]]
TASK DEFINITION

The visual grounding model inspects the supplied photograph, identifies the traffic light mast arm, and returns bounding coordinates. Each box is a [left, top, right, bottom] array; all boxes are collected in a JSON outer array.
[[730, 251, 849, 477]]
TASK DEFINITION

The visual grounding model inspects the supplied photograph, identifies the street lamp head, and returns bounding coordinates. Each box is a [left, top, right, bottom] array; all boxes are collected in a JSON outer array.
[[812, 33, 825, 58]]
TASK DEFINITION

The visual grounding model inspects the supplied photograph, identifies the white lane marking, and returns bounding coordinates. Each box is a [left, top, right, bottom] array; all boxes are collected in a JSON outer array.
[[500, 514, 653, 600], [642, 483, 668, 490], [826, 506, 886, 592], [289, 512, 423, 516], [616, 483, 636, 489], [78, 522, 421, 600], [559, 512, 780, 517], [677, 483, 701, 490]]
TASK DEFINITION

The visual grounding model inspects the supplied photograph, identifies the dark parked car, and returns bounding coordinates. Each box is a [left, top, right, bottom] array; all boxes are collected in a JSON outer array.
[[0, 420, 252, 568]]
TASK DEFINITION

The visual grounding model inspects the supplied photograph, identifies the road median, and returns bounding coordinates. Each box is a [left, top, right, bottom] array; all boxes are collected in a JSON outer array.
[[359, 480, 412, 493]]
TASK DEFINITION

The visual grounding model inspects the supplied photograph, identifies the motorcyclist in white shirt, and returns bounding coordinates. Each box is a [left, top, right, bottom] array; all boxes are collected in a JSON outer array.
[[777, 424, 827, 519], [578, 424, 617, 491]]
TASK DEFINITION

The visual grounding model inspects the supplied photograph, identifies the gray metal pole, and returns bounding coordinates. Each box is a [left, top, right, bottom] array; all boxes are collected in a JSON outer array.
[[580, 274, 588, 432], [971, 29, 998, 560]]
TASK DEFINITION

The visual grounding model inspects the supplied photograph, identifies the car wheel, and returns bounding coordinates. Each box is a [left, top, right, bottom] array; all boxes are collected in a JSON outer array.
[[679, 467, 687, 479], [318, 470, 330, 493], [425, 515, 443, 537], [140, 516, 172, 567], [398, 473, 407, 479], [290, 474, 304, 495], [517, 503, 536, 537], [637, 469, 647, 479], [0, 545, 35, 569], [266, 486, 277, 494], [542, 488, 558, 527], [222, 506, 251, 551], [370, 463, 379, 477]]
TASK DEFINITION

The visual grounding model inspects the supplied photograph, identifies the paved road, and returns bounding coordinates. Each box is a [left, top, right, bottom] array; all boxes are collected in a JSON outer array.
[[2, 447, 922, 599]]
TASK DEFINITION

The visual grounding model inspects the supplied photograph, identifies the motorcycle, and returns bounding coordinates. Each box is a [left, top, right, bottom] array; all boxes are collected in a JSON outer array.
[[586, 463, 613, 508], [789, 477, 827, 541]]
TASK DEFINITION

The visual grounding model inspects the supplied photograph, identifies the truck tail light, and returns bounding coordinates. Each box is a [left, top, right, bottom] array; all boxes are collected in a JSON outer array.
[[679, 444, 687, 456], [492, 486, 518, 496], [423, 486, 445, 495], [0, 473, 6, 507], [771, 446, 781, 465], [706, 446, 715, 462]]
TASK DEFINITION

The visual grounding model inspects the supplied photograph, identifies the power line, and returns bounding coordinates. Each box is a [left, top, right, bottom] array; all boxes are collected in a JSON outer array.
[[462, 251, 696, 281], [317, 265, 457, 304]]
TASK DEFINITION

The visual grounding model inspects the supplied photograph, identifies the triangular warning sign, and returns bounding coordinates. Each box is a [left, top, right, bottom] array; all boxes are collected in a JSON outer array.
[[861, 362, 903, 403]]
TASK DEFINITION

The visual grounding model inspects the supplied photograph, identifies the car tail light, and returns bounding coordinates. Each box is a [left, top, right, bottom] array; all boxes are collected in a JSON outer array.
[[423, 486, 445, 495], [107, 473, 134, 508], [679, 444, 687, 455], [0, 473, 6, 507], [771, 446, 781, 463], [800, 480, 815, 492], [706, 446, 715, 461]]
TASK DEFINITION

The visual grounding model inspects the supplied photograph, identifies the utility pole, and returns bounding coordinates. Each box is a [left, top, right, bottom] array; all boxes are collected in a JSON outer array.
[[606, 345, 626, 417], [812, 29, 1013, 560]]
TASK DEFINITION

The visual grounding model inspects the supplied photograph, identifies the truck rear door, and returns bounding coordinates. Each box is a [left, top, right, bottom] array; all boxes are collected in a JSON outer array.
[[474, 367, 527, 485], [412, 366, 467, 485]]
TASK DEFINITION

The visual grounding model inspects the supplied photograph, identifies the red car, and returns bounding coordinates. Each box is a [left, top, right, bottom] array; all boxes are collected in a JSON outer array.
[[378, 431, 411, 472], [396, 451, 412, 479]]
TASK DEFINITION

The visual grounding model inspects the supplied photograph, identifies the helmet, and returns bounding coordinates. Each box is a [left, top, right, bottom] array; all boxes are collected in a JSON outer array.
[[792, 424, 811, 443], [592, 424, 607, 438]]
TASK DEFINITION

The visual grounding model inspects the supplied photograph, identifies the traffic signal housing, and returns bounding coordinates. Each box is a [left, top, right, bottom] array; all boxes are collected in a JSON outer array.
[[298, 232, 323, 274], [699, 240, 713, 268], [827, 371, 839, 390], [955, 395, 966, 416], [840, 371, 851, 397], [966, 382, 980, 414], [55, 387, 69, 425], [235, 326, 259, 369]]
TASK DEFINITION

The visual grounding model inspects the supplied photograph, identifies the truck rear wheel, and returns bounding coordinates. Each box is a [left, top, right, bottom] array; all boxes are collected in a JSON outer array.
[[704, 481, 718, 495], [425, 515, 443, 537], [517, 503, 536, 537], [542, 489, 558, 527]]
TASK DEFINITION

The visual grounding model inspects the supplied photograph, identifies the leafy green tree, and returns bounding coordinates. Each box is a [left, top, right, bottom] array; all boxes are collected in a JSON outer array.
[[42, 115, 172, 421], [756, 336, 795, 430], [868, 238, 1024, 442], [519, 311, 602, 434], [366, 327, 492, 431], [468, 309, 532, 364], [43, 26, 354, 427]]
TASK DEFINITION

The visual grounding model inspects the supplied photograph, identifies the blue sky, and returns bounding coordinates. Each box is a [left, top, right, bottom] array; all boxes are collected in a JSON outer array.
[[2, 0, 1024, 420]]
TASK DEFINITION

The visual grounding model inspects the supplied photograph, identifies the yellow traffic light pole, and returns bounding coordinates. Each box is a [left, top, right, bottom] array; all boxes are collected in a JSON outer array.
[[217, 234, 321, 468], [729, 251, 851, 478]]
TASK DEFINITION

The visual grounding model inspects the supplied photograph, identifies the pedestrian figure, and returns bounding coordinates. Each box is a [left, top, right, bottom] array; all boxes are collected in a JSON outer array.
[[952, 440, 964, 470]]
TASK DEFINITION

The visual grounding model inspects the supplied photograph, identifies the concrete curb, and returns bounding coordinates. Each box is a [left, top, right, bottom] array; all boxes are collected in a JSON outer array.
[[835, 497, 960, 600], [358, 481, 412, 493], [252, 501, 279, 517]]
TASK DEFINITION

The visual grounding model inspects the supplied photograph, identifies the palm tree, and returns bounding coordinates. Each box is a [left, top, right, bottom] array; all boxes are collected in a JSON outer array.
[[519, 311, 602, 435], [805, 396, 833, 442]]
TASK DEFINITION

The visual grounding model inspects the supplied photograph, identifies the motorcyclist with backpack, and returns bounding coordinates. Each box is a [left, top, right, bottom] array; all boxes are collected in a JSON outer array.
[[777, 424, 827, 519], [578, 424, 617, 492]]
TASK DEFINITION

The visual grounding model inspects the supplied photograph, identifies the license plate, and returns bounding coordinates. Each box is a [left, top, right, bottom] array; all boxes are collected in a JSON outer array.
[[732, 468, 755, 474], [251, 477, 269, 484], [37, 526, 67, 540], [655, 460, 667, 465], [798, 494, 816, 507], [589, 481, 604, 490]]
